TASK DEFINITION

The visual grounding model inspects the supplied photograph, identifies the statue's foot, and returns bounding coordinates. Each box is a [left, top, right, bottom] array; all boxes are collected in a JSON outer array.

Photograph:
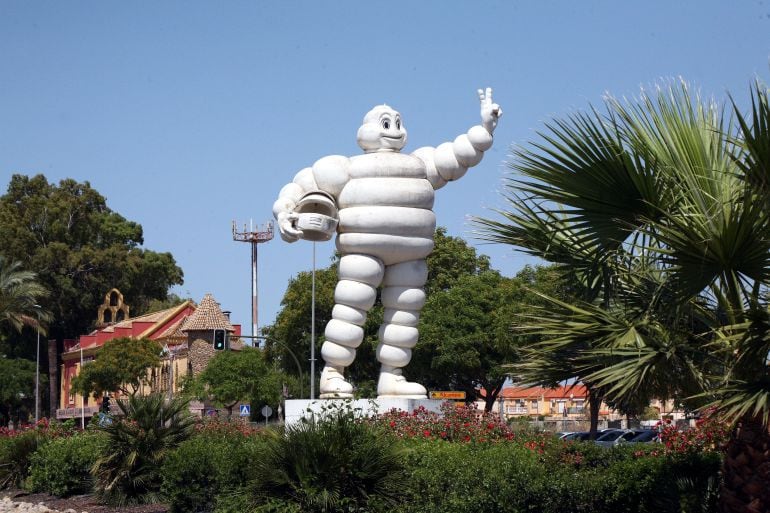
[[319, 365, 354, 399], [377, 369, 427, 399]]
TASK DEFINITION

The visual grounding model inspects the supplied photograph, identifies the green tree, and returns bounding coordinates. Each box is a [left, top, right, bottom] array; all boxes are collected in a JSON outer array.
[[0, 256, 51, 335], [425, 226, 490, 295], [0, 174, 184, 344], [413, 265, 569, 412], [185, 347, 282, 418], [0, 357, 42, 425], [476, 79, 770, 511], [263, 264, 337, 397], [414, 271, 514, 411], [70, 337, 161, 398]]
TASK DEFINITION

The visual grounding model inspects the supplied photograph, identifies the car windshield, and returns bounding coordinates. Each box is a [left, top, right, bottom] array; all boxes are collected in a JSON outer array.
[[596, 430, 623, 441], [630, 431, 658, 442]]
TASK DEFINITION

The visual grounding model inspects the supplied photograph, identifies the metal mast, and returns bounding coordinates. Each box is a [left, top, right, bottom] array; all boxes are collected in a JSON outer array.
[[232, 220, 274, 346]]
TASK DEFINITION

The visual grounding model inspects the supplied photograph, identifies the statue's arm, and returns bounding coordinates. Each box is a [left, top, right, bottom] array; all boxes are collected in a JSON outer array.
[[272, 155, 350, 243], [412, 87, 502, 190], [272, 167, 315, 242]]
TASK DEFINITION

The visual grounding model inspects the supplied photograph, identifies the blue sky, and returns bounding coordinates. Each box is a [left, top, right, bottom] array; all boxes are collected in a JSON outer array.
[[1, 1, 769, 335]]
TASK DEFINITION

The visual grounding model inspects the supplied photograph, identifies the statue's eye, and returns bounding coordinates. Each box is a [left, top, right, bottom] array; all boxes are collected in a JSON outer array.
[[382, 119, 390, 129], [396, 119, 401, 129]]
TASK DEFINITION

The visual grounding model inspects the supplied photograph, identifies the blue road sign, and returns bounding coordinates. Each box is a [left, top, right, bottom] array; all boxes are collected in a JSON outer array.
[[97, 413, 113, 426], [239, 404, 251, 416]]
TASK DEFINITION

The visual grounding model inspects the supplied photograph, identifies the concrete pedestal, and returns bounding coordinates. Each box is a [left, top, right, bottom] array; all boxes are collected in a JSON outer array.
[[284, 398, 444, 427]]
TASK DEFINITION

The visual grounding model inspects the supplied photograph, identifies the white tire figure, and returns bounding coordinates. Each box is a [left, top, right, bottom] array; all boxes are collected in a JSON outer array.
[[273, 88, 502, 398]]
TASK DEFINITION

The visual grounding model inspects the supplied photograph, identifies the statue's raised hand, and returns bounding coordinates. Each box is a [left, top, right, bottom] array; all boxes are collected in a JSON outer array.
[[478, 87, 502, 134]]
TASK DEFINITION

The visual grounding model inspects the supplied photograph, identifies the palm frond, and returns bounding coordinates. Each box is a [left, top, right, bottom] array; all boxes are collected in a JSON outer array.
[[730, 80, 770, 193]]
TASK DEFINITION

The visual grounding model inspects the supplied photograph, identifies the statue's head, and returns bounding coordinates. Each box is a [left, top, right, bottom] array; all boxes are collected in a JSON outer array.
[[356, 105, 407, 153]]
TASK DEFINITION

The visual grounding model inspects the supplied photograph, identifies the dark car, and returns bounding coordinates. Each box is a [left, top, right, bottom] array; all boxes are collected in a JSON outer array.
[[560, 431, 591, 441], [628, 430, 660, 443], [595, 429, 646, 447]]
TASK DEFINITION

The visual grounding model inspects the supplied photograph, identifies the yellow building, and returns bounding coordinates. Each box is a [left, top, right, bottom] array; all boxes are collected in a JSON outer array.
[[56, 291, 241, 419]]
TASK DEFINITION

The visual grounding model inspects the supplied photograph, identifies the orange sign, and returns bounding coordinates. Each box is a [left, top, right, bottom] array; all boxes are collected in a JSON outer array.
[[429, 391, 466, 400]]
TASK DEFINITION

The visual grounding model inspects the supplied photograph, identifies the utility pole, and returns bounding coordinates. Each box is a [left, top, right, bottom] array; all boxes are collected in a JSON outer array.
[[232, 220, 273, 346]]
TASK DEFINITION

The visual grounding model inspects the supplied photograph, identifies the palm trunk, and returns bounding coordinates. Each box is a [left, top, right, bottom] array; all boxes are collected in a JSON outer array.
[[719, 415, 770, 513], [587, 387, 601, 439]]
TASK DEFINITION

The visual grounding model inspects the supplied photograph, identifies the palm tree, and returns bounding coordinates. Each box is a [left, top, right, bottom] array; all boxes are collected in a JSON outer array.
[[476, 79, 770, 512], [0, 255, 50, 333], [92, 393, 195, 505]]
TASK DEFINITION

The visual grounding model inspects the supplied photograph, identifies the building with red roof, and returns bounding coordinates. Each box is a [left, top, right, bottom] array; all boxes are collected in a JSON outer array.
[[56, 290, 241, 419]]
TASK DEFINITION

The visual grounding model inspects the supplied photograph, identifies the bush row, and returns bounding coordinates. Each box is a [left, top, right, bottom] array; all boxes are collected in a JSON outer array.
[[1, 408, 724, 513]]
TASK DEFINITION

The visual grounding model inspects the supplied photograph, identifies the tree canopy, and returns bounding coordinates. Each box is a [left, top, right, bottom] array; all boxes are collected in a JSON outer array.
[[70, 337, 161, 398], [184, 347, 283, 418], [0, 357, 41, 425], [413, 265, 567, 411], [0, 174, 184, 344]]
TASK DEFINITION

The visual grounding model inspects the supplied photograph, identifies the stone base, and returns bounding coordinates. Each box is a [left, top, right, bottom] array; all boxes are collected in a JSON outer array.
[[284, 398, 444, 427]]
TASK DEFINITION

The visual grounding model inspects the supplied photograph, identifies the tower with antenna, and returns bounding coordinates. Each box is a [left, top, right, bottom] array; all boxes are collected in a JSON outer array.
[[232, 220, 274, 347]]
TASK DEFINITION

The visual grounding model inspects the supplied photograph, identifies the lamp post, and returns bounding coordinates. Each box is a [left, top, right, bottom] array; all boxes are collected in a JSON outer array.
[[33, 304, 42, 424], [35, 327, 40, 424], [310, 242, 316, 400]]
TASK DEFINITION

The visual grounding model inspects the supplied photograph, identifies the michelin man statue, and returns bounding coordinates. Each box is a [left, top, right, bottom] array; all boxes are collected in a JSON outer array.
[[273, 88, 502, 399]]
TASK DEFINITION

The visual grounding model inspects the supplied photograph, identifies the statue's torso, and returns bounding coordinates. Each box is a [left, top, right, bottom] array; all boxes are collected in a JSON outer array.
[[335, 152, 436, 265]]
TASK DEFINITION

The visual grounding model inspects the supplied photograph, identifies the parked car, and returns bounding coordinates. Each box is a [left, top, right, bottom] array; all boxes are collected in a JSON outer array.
[[559, 431, 589, 441], [628, 430, 660, 443], [594, 429, 649, 447], [559, 429, 620, 442]]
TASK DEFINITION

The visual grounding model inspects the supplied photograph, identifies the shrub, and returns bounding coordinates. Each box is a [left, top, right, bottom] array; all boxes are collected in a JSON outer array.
[[658, 408, 730, 455], [0, 418, 75, 489], [372, 402, 516, 442], [92, 394, 194, 506], [396, 438, 721, 513], [26, 431, 107, 496], [0, 429, 42, 489], [252, 405, 406, 513], [161, 421, 268, 513], [398, 440, 547, 513]]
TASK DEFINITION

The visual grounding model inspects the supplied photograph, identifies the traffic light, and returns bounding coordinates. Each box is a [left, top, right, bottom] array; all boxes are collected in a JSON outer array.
[[101, 395, 110, 414], [213, 329, 227, 350]]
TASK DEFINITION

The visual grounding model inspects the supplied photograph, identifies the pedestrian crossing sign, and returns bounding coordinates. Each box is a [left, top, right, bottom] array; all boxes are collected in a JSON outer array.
[[239, 404, 250, 416]]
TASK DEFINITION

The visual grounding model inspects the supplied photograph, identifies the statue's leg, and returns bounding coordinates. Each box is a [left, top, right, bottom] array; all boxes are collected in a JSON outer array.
[[376, 259, 428, 398], [319, 253, 384, 399]]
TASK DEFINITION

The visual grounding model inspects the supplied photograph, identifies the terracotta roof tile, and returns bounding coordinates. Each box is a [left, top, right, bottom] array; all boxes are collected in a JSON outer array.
[[181, 293, 234, 332]]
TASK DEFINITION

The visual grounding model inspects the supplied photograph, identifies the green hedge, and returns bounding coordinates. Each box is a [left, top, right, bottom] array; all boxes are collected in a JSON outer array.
[[161, 429, 269, 513], [159, 427, 721, 513], [26, 431, 107, 496], [396, 440, 721, 513]]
